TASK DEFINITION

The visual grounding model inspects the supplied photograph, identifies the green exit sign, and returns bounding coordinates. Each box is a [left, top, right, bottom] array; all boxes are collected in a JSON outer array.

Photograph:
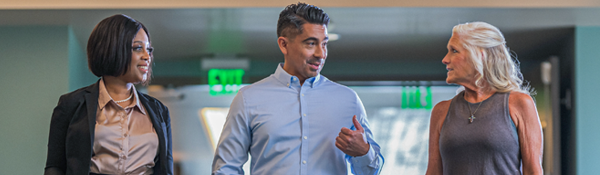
[[208, 69, 245, 96], [402, 86, 433, 109]]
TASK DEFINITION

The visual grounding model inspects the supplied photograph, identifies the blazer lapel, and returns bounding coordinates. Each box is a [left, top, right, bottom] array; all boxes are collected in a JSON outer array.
[[138, 92, 167, 170], [84, 81, 100, 149]]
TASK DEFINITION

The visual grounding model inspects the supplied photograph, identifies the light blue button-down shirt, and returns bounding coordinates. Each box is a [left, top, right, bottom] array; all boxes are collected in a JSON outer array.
[[212, 64, 384, 175]]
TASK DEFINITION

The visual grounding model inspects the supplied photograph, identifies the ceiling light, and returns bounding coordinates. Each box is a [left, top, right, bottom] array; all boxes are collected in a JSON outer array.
[[329, 33, 340, 41]]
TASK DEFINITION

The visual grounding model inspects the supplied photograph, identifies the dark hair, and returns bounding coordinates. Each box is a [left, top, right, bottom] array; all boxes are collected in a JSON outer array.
[[87, 14, 151, 82], [277, 2, 329, 39]]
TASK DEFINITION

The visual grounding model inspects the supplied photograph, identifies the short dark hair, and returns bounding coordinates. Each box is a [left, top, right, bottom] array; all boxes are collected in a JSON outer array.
[[277, 2, 329, 39], [87, 14, 151, 81]]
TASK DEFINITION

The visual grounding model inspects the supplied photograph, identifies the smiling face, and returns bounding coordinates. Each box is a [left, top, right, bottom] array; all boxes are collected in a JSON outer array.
[[119, 28, 152, 84], [279, 23, 328, 83], [442, 33, 478, 86]]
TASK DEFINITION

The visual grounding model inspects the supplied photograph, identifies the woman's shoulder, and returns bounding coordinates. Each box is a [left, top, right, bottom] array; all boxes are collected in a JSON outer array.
[[428, 100, 452, 133], [432, 100, 452, 119], [137, 92, 162, 104], [432, 90, 462, 117], [508, 91, 534, 106], [137, 92, 171, 122], [433, 100, 451, 111], [508, 91, 537, 124], [137, 92, 169, 110], [56, 83, 97, 105]]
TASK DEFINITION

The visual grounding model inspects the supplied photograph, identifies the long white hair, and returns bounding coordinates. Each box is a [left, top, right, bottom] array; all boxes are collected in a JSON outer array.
[[452, 22, 529, 94]]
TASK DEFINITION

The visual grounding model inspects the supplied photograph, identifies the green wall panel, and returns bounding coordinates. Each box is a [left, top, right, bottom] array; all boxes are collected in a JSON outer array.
[[0, 26, 69, 175], [575, 26, 600, 175]]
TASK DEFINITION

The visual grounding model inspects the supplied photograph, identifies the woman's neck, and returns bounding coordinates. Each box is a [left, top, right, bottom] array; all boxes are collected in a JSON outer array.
[[462, 83, 496, 103], [102, 76, 133, 99]]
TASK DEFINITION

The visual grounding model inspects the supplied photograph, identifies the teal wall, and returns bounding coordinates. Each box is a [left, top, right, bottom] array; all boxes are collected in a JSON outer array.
[[575, 26, 600, 175], [0, 25, 92, 174], [68, 27, 98, 91], [0, 26, 70, 174]]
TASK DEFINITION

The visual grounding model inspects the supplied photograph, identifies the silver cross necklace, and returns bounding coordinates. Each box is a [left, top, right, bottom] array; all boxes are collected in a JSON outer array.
[[467, 101, 483, 123]]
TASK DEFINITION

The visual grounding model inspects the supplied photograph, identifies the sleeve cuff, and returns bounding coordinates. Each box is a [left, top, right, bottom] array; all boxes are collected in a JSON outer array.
[[351, 144, 377, 165]]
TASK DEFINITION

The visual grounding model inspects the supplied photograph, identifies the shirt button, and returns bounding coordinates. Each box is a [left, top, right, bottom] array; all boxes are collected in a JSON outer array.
[[287, 83, 290, 86], [293, 77, 296, 81], [303, 136, 307, 140], [303, 114, 306, 116], [301, 94, 304, 96], [302, 160, 307, 164]]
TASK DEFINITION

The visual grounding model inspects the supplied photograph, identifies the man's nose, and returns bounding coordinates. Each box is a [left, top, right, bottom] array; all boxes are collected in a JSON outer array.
[[314, 45, 326, 59]]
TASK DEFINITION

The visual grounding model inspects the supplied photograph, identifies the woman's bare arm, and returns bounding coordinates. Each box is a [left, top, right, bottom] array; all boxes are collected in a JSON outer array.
[[509, 92, 544, 175], [426, 100, 451, 175]]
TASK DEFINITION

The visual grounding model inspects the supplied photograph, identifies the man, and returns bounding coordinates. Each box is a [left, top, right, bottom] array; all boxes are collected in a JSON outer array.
[[212, 3, 384, 175]]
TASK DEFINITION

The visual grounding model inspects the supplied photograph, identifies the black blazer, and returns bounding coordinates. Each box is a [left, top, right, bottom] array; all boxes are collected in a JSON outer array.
[[44, 81, 173, 175]]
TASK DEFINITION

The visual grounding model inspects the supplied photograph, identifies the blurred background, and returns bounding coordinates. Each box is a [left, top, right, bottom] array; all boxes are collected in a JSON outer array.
[[1, 0, 599, 174]]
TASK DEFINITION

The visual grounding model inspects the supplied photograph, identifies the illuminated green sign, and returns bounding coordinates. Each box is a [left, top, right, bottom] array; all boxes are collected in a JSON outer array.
[[401, 86, 433, 109], [208, 69, 245, 95]]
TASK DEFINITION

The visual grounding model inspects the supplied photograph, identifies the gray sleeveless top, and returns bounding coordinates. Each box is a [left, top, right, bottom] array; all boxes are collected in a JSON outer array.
[[439, 91, 521, 175]]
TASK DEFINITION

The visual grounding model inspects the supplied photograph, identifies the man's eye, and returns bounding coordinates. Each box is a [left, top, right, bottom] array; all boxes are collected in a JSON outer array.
[[452, 49, 458, 53]]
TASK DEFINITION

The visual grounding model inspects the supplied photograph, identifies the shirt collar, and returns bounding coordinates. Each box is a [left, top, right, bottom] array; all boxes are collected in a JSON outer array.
[[131, 87, 146, 115], [98, 77, 146, 115], [273, 63, 322, 88]]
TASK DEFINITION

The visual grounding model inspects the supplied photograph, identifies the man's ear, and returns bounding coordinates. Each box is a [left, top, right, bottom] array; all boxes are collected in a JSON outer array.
[[278, 36, 288, 55]]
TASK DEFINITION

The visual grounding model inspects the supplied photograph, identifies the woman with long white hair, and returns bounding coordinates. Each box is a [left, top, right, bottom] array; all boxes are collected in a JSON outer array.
[[426, 22, 543, 175]]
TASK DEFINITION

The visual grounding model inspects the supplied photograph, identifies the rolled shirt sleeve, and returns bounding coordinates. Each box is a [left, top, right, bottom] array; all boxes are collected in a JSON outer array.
[[349, 98, 384, 175], [350, 144, 384, 175], [212, 91, 251, 175]]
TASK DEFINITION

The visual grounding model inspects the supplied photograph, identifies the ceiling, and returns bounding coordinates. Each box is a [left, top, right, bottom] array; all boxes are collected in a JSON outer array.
[[0, 7, 596, 82]]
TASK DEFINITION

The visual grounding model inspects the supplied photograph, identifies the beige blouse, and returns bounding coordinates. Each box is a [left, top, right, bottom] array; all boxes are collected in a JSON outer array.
[[90, 79, 159, 175]]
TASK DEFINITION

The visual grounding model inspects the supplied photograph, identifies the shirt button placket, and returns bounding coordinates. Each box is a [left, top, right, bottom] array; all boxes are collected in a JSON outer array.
[[121, 110, 128, 173], [299, 88, 308, 175]]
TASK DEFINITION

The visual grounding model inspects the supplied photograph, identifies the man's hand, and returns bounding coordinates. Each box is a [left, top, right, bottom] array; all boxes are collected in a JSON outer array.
[[335, 115, 370, 157]]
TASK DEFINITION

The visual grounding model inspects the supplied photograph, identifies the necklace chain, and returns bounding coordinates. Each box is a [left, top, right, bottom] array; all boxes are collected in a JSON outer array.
[[467, 100, 483, 123], [114, 93, 133, 103]]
